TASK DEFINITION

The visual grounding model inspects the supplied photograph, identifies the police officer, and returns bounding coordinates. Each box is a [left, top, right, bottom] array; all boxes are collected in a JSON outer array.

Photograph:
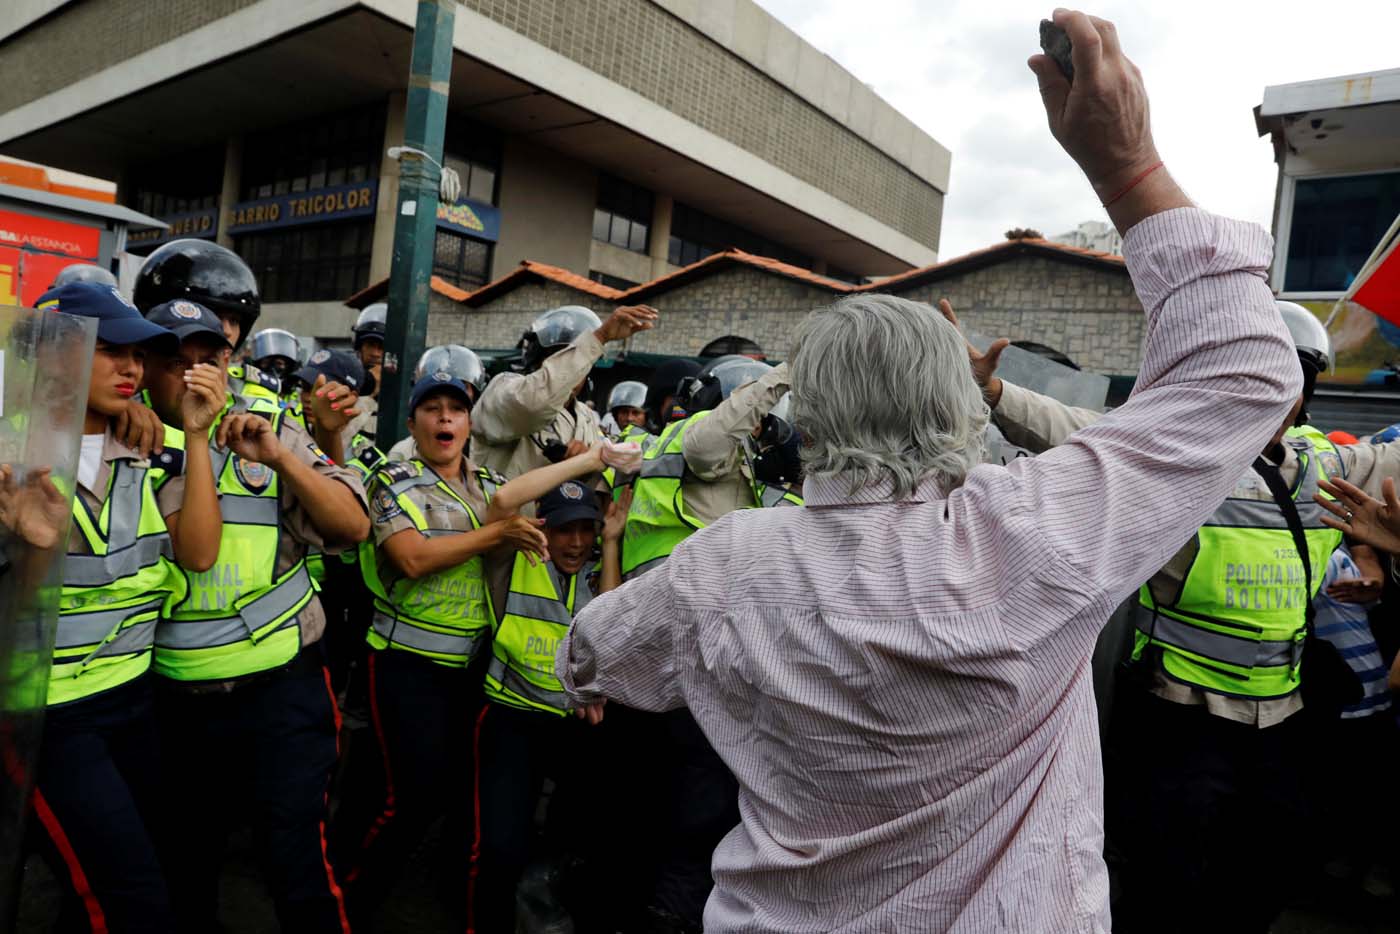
[[133, 239, 282, 410], [249, 327, 303, 400], [287, 347, 386, 695], [26, 283, 224, 934], [385, 343, 489, 463], [605, 380, 650, 443], [642, 357, 702, 434], [619, 354, 791, 932], [472, 304, 658, 478], [960, 297, 1400, 932], [291, 349, 385, 481], [141, 297, 370, 932], [345, 303, 387, 442], [469, 479, 631, 934], [339, 371, 606, 927]]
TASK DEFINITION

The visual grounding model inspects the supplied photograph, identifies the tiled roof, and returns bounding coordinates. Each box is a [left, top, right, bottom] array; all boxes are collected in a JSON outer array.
[[344, 238, 1126, 310], [344, 275, 471, 309], [463, 260, 624, 307], [619, 249, 855, 300], [855, 238, 1125, 293]]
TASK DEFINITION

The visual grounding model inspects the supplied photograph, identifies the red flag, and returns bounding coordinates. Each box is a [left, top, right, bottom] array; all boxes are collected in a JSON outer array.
[[1351, 220, 1400, 327]]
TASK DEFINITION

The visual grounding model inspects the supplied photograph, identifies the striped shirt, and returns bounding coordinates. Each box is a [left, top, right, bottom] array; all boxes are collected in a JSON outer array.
[[1314, 546, 1391, 719], [558, 207, 1300, 932]]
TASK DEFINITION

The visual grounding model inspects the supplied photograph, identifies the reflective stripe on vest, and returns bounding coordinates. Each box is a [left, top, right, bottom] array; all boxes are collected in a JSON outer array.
[[365, 460, 496, 667], [1134, 430, 1343, 699], [621, 415, 709, 581], [155, 563, 314, 650], [153, 413, 313, 682], [370, 611, 488, 659], [55, 459, 182, 706], [485, 556, 585, 716]]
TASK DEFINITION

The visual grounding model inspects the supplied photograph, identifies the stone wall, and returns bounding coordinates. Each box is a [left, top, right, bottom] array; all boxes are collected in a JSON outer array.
[[888, 257, 1144, 375], [426, 254, 1146, 374]]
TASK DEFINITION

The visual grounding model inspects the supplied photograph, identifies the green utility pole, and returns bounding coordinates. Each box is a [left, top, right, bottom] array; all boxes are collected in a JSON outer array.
[[378, 0, 455, 449]]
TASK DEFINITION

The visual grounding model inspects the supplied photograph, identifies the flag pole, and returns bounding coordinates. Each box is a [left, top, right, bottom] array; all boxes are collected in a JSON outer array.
[[1324, 209, 1400, 329]]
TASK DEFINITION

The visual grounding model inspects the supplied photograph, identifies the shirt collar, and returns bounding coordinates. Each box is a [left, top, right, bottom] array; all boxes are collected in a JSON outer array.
[[101, 426, 143, 464], [802, 473, 949, 507]]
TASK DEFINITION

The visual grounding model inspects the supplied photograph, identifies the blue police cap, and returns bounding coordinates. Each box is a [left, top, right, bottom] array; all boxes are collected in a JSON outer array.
[[292, 348, 365, 393], [143, 299, 231, 349], [408, 371, 475, 413], [537, 480, 601, 528], [36, 282, 177, 353]]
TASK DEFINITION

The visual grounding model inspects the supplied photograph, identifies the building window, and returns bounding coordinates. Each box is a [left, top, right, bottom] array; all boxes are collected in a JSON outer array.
[[433, 229, 492, 290], [588, 270, 638, 290], [241, 107, 386, 201], [668, 202, 810, 270], [1286, 171, 1400, 293], [443, 119, 502, 206], [593, 174, 653, 254], [235, 220, 374, 303]]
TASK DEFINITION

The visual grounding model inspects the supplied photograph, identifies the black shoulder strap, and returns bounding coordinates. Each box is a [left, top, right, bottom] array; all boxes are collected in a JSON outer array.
[[1251, 456, 1315, 632]]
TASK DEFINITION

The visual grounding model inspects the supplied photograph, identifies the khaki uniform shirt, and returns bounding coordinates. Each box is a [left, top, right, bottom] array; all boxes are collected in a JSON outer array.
[[470, 333, 605, 479], [368, 457, 513, 619], [73, 429, 154, 556], [386, 436, 418, 463], [679, 363, 790, 525], [994, 379, 1400, 726], [157, 413, 367, 649]]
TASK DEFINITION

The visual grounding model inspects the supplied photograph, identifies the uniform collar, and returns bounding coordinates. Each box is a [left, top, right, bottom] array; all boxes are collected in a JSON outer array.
[[101, 426, 144, 464]]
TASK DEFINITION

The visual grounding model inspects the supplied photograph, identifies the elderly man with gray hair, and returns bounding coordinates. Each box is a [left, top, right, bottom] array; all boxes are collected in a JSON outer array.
[[557, 10, 1301, 932]]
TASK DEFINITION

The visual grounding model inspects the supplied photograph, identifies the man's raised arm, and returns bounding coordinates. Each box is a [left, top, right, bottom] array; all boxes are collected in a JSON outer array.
[[983, 10, 1299, 621]]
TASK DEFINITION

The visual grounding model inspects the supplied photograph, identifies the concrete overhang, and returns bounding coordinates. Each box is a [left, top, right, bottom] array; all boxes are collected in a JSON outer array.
[[1255, 68, 1400, 175], [0, 0, 936, 274]]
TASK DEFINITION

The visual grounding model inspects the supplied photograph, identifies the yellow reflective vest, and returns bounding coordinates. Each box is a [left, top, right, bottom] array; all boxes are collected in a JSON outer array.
[[365, 460, 500, 667], [152, 408, 316, 682], [485, 556, 591, 716], [54, 458, 185, 706], [1133, 427, 1344, 699]]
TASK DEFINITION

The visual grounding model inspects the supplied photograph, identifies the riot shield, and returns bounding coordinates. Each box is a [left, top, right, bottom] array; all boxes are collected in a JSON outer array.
[[0, 304, 94, 925]]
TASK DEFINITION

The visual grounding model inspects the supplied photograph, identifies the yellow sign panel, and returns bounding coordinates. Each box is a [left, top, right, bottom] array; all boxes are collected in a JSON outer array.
[[1296, 298, 1400, 386]]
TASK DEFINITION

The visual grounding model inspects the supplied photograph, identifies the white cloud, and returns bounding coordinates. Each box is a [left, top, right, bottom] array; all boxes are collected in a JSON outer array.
[[755, 0, 1400, 258]]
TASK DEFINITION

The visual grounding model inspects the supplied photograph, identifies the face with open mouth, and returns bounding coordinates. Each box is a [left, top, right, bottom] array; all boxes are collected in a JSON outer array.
[[546, 518, 598, 575], [409, 390, 474, 468]]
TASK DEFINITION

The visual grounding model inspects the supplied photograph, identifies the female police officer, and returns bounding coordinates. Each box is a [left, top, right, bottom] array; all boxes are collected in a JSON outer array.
[[28, 282, 224, 934]]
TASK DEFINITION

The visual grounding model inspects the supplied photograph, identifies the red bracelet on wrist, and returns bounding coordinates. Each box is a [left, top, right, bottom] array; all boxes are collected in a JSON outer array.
[[1101, 161, 1164, 208]]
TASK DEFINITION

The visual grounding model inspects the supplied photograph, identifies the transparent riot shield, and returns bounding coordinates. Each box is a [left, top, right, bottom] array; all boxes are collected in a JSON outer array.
[[0, 304, 94, 925]]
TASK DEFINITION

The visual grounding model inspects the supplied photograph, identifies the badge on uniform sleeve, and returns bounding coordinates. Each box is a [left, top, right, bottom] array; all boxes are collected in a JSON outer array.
[[373, 486, 402, 523], [307, 442, 332, 464], [233, 455, 272, 492]]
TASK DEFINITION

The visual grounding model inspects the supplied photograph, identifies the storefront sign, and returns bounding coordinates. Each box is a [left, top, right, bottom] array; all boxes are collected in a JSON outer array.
[[227, 180, 379, 234], [436, 198, 500, 243], [127, 209, 218, 247], [0, 209, 100, 259]]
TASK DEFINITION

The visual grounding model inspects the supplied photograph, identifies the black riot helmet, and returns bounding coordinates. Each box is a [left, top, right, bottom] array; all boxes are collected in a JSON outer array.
[[133, 239, 260, 351], [751, 392, 802, 486], [415, 343, 488, 396], [676, 355, 773, 414], [52, 263, 118, 290], [518, 306, 602, 373], [645, 357, 702, 426], [353, 303, 388, 349]]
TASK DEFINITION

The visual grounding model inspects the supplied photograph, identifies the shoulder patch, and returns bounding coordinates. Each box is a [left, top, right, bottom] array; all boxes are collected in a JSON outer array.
[[377, 461, 420, 485], [253, 369, 282, 392], [150, 446, 186, 481]]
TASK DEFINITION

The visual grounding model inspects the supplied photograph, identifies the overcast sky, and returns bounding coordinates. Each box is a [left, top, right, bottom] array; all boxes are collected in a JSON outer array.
[[754, 0, 1400, 259]]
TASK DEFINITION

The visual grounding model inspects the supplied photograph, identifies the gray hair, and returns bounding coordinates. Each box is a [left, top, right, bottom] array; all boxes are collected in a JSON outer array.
[[789, 293, 988, 499]]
